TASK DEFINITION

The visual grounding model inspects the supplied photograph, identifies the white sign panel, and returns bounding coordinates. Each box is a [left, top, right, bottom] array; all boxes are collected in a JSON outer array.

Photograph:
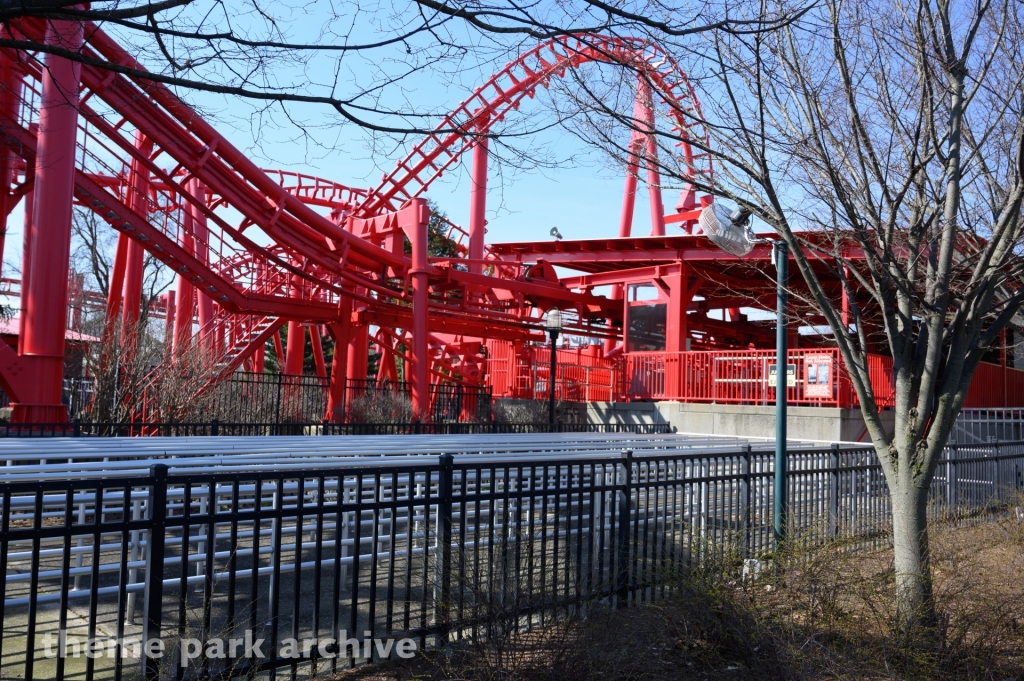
[[804, 354, 833, 397]]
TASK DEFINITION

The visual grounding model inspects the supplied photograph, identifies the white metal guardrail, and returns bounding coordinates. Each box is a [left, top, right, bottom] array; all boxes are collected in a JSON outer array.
[[1, 436, 1021, 680]]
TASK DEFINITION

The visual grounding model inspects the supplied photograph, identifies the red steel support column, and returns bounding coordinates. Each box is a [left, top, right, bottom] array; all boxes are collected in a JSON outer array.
[[618, 93, 646, 240], [284, 273, 305, 375], [675, 131, 699, 234], [163, 291, 175, 349], [0, 57, 23, 277], [352, 328, 368, 381], [617, 158, 640, 237], [173, 205, 196, 358], [273, 329, 285, 367], [377, 340, 399, 383], [103, 233, 128, 345], [214, 305, 225, 354], [606, 93, 647, 354], [665, 263, 695, 353], [326, 301, 351, 421], [17, 185, 33, 349], [121, 131, 152, 347], [12, 16, 83, 423], [285, 321, 305, 375], [189, 179, 214, 346], [311, 326, 327, 378], [282, 316, 303, 419], [638, 79, 666, 237], [468, 116, 489, 275], [407, 199, 430, 420]]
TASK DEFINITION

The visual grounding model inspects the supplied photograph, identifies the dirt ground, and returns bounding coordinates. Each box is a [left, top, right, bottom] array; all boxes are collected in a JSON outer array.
[[328, 511, 1024, 681]]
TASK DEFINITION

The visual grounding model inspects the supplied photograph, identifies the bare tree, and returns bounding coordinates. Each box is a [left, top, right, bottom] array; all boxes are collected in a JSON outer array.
[[563, 0, 1024, 626], [84, 317, 226, 422], [0, 0, 809, 141], [70, 207, 173, 327]]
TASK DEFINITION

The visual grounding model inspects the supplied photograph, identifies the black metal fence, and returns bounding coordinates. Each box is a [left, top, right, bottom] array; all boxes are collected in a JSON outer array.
[[208, 373, 331, 424], [1, 441, 1022, 680], [343, 379, 493, 424], [0, 377, 95, 416], [950, 408, 1024, 444], [0, 374, 330, 422], [1, 374, 494, 424], [0, 421, 672, 438], [207, 374, 495, 424]]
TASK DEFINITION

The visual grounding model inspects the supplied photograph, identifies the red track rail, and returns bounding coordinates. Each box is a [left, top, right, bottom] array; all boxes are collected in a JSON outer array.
[[358, 34, 710, 216], [0, 20, 712, 421]]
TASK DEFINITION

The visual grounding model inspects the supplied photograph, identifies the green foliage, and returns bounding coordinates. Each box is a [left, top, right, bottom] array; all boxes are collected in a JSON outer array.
[[262, 331, 282, 374]]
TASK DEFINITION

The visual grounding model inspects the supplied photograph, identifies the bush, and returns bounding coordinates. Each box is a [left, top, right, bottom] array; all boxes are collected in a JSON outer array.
[[493, 399, 583, 426], [348, 389, 414, 423]]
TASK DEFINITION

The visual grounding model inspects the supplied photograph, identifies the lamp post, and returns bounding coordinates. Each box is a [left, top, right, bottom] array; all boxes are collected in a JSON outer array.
[[546, 308, 562, 430], [699, 202, 789, 551], [773, 240, 788, 549]]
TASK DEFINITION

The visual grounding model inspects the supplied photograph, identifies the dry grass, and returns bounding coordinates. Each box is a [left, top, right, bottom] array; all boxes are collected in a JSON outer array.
[[330, 508, 1024, 681]]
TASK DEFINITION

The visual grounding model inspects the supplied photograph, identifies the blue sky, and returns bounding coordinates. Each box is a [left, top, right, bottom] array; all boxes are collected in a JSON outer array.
[[2, 61, 672, 279], [4, 0, 697, 290]]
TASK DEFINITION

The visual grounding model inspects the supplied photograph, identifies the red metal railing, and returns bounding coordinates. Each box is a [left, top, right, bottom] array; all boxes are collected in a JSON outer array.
[[486, 341, 617, 403], [486, 343, 1024, 409], [863, 354, 894, 409], [621, 349, 853, 407], [512, 362, 617, 402]]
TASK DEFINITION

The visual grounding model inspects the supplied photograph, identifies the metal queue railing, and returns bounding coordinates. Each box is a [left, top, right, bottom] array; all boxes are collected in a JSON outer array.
[[0, 421, 673, 438], [1, 440, 1023, 680]]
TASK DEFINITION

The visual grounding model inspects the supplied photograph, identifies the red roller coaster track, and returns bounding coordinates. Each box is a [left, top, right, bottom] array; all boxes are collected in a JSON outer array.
[[0, 17, 721, 422]]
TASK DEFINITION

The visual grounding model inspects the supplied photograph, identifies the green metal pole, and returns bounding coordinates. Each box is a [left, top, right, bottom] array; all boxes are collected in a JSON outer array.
[[549, 330, 558, 429], [774, 241, 789, 549]]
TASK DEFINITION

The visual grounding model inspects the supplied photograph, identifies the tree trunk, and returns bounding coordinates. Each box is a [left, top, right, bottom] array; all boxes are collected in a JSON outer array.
[[889, 480, 935, 628]]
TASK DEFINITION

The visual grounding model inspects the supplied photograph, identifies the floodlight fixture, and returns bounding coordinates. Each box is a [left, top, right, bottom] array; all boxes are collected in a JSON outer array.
[[698, 203, 757, 257]]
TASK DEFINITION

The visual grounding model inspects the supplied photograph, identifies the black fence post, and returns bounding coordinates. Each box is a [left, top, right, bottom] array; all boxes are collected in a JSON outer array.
[[615, 449, 633, 609], [275, 372, 283, 430], [740, 444, 751, 556], [211, 418, 219, 437], [437, 454, 454, 643], [829, 444, 840, 539], [994, 442, 1003, 502], [948, 445, 958, 511], [143, 464, 169, 680], [72, 418, 81, 437]]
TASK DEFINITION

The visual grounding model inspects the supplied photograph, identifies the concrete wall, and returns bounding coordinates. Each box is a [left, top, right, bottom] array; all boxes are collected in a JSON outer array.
[[587, 401, 894, 444]]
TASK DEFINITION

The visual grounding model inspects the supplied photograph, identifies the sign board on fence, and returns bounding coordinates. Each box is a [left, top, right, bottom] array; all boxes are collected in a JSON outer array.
[[767, 363, 796, 388], [803, 354, 833, 398]]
